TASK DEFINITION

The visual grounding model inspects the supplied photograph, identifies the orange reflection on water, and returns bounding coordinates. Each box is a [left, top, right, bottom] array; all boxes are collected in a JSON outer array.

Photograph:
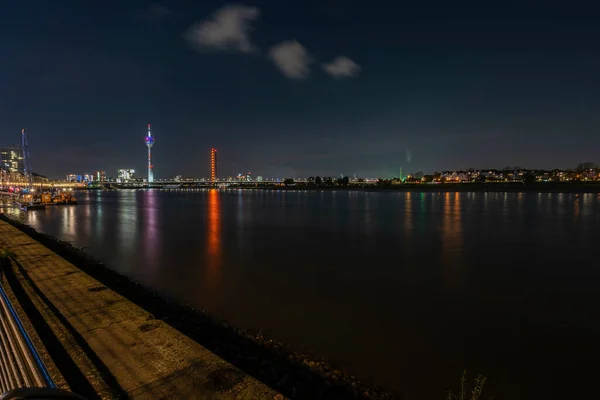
[[206, 189, 222, 289], [441, 192, 464, 291], [60, 205, 76, 239], [404, 192, 413, 238]]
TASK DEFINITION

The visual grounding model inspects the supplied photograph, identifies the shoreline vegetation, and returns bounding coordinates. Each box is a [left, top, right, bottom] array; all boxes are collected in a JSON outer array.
[[0, 214, 397, 400], [229, 182, 600, 193]]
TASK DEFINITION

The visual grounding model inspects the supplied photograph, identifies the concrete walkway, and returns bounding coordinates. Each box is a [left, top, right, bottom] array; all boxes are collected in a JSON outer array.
[[0, 219, 283, 400]]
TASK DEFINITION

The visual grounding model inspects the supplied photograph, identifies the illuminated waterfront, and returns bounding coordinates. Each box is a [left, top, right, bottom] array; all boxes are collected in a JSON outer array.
[[3, 189, 600, 399]]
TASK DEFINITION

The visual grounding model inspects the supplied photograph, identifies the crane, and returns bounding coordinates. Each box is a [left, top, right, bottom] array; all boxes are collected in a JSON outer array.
[[21, 129, 33, 191]]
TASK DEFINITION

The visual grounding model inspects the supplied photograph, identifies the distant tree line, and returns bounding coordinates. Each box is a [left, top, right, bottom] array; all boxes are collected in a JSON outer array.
[[280, 162, 600, 188], [284, 176, 351, 186]]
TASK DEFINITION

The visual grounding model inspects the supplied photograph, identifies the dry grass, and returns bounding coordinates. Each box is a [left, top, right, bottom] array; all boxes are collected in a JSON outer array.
[[447, 370, 493, 400]]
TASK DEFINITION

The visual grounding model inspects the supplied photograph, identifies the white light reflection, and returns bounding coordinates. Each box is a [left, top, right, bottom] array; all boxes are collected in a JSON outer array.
[[143, 190, 160, 274], [94, 191, 103, 237], [116, 190, 138, 272]]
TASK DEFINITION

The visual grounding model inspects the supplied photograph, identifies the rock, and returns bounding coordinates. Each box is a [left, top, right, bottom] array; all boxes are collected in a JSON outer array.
[[273, 394, 284, 400]]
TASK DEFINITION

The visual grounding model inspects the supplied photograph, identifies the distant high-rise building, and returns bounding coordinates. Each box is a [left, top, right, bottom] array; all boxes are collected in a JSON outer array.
[[1, 146, 24, 177], [66, 174, 77, 182], [211, 148, 217, 182], [145, 124, 155, 183], [117, 169, 135, 182], [95, 170, 107, 182]]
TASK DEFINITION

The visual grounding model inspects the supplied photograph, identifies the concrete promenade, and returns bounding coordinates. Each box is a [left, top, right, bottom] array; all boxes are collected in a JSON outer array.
[[0, 219, 283, 399]]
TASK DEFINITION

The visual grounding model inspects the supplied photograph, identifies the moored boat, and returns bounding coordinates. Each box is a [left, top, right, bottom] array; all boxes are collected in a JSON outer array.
[[39, 190, 78, 205], [15, 201, 46, 211]]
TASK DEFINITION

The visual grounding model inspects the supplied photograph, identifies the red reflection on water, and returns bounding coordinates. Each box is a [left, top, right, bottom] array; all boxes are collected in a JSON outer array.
[[206, 189, 222, 288]]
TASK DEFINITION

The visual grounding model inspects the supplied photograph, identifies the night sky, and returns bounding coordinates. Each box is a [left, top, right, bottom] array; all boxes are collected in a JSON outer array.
[[1, 1, 599, 179]]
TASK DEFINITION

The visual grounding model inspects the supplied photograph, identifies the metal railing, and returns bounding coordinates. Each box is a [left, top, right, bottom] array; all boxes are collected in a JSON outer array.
[[0, 387, 88, 399], [0, 282, 55, 393]]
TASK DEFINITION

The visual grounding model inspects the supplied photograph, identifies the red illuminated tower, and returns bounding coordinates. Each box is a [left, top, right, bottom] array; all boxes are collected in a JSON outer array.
[[211, 148, 217, 182]]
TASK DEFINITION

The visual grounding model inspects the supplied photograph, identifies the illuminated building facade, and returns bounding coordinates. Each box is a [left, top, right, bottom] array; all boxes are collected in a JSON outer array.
[[1, 146, 24, 181], [95, 170, 107, 182], [211, 148, 217, 182], [117, 169, 135, 182]]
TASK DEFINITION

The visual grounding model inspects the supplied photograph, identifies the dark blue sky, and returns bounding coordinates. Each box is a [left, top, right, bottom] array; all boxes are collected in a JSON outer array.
[[1, 1, 599, 179]]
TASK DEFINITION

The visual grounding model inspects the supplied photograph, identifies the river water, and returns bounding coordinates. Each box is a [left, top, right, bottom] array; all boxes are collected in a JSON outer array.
[[3, 189, 600, 399]]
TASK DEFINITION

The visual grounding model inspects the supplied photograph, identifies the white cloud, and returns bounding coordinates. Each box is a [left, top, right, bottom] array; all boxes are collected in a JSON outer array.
[[147, 3, 173, 20], [268, 40, 311, 80], [186, 5, 260, 53], [323, 56, 361, 78], [137, 3, 177, 21]]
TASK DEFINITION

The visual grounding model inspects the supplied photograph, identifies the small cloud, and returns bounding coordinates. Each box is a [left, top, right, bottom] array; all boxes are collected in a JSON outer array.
[[139, 3, 175, 21], [323, 56, 361, 78], [185, 5, 260, 53], [268, 40, 311, 80]]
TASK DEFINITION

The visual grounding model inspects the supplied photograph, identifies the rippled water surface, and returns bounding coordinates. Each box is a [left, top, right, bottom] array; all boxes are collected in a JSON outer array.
[[4, 189, 600, 399]]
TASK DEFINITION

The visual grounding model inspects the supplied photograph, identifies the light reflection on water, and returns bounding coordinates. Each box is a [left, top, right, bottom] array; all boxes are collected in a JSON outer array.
[[143, 189, 160, 275], [8, 189, 600, 400], [94, 191, 103, 237], [441, 192, 464, 293], [204, 189, 222, 298]]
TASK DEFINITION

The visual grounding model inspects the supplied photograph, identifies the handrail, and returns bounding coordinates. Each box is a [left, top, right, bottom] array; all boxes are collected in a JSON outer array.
[[0, 281, 55, 393], [1, 387, 88, 399]]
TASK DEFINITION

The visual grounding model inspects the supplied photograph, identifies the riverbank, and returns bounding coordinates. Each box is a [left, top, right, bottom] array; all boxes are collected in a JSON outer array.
[[0, 214, 397, 400], [236, 182, 600, 193], [0, 217, 283, 399], [75, 182, 600, 194]]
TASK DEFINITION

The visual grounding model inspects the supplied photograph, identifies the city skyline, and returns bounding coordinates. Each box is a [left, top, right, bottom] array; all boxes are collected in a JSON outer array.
[[3, 120, 600, 181], [1, 2, 599, 179], [4, 124, 600, 183]]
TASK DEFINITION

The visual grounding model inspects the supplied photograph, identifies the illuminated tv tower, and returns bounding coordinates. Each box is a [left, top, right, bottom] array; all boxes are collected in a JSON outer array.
[[211, 148, 217, 183], [145, 124, 155, 183]]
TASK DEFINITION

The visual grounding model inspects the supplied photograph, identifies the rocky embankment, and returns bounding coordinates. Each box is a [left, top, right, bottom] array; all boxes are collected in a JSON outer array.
[[0, 214, 397, 400]]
